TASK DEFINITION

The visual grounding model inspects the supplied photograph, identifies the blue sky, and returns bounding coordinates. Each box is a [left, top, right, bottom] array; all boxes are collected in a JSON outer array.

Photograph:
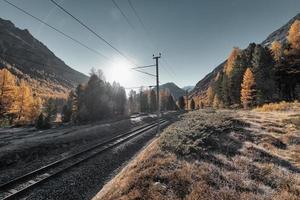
[[0, 0, 299, 89]]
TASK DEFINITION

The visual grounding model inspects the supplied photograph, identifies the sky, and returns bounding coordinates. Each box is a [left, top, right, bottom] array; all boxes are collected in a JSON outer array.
[[0, 0, 299, 89]]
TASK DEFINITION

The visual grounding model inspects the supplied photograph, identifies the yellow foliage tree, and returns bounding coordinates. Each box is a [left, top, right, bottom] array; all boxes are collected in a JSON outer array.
[[29, 96, 42, 122], [16, 80, 34, 122], [206, 86, 214, 106], [213, 94, 220, 109], [287, 20, 300, 50], [241, 68, 256, 109], [270, 40, 282, 62], [0, 68, 18, 117], [224, 47, 240, 75]]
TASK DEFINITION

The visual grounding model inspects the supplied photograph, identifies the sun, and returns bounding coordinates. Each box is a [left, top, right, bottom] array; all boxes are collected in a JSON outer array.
[[107, 59, 132, 85]]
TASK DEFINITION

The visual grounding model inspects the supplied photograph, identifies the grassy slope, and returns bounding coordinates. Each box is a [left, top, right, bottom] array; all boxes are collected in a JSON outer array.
[[93, 109, 300, 200]]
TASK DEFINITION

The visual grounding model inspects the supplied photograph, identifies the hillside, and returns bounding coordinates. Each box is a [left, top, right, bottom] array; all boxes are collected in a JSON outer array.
[[0, 18, 88, 98], [159, 82, 186, 100], [190, 13, 300, 99]]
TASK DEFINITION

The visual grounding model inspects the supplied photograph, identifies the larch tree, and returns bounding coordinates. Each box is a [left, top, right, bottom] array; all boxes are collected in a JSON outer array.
[[224, 47, 240, 76], [0, 68, 18, 118], [206, 86, 214, 106], [212, 94, 220, 109], [241, 68, 256, 109], [271, 40, 283, 62], [29, 96, 42, 122], [287, 20, 300, 50], [16, 80, 34, 122]]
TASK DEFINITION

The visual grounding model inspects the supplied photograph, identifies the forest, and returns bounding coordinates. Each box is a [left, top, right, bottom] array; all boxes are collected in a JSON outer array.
[[196, 19, 300, 109]]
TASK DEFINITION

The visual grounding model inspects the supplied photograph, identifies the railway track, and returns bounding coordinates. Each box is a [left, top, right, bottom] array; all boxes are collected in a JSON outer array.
[[0, 119, 168, 200]]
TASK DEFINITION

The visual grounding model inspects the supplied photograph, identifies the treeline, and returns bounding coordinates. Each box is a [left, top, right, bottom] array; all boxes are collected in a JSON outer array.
[[61, 69, 127, 124], [204, 19, 300, 109], [128, 88, 177, 114], [0, 68, 42, 125]]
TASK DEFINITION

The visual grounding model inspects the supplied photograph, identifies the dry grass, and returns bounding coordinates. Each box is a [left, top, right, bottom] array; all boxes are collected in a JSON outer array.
[[94, 109, 300, 200], [254, 101, 300, 112]]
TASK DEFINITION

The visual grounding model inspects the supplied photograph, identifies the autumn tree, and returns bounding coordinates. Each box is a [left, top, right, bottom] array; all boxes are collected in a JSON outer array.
[[29, 96, 42, 122], [287, 20, 300, 50], [224, 47, 240, 75], [213, 94, 220, 109], [0, 68, 18, 119], [206, 86, 214, 106], [271, 40, 283, 62], [15, 80, 34, 123], [241, 68, 256, 109]]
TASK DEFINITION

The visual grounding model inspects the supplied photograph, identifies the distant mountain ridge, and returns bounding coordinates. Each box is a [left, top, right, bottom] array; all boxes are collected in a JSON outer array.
[[191, 13, 300, 98], [159, 82, 185, 100], [0, 17, 88, 97]]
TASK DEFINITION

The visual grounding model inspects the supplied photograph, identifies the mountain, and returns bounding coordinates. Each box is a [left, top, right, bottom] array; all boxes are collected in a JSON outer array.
[[182, 85, 194, 91], [190, 13, 300, 98], [159, 82, 185, 100], [0, 18, 88, 98]]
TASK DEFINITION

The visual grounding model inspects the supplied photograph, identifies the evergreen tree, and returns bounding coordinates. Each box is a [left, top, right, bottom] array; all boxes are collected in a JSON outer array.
[[149, 90, 157, 112], [190, 99, 195, 110], [44, 98, 57, 126], [251, 45, 276, 104], [178, 96, 185, 110], [166, 94, 176, 110], [62, 91, 74, 123], [128, 90, 139, 114], [241, 68, 256, 109], [139, 90, 149, 112]]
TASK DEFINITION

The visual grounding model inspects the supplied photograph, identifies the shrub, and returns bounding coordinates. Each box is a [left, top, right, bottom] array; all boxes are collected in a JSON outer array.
[[254, 101, 300, 112]]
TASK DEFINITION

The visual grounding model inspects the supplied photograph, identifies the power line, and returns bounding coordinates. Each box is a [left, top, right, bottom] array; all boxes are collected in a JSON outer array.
[[49, 0, 137, 67], [2, 0, 110, 62], [127, 0, 146, 30], [3, 0, 161, 82], [131, 64, 155, 70], [127, 0, 177, 80], [111, 0, 134, 29], [131, 69, 156, 77]]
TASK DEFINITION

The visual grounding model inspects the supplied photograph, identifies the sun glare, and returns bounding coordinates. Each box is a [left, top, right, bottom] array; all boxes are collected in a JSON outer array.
[[107, 59, 132, 85]]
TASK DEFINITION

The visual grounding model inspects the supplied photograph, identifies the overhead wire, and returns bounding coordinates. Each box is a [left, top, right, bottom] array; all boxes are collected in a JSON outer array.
[[111, 0, 135, 29], [2, 0, 110, 62], [49, 0, 138, 67]]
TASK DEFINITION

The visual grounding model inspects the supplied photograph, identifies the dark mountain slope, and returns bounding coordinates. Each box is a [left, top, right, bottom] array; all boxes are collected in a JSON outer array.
[[0, 18, 88, 97]]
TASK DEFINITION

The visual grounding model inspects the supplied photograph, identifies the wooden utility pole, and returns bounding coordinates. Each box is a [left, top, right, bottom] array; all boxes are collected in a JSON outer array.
[[153, 53, 161, 134]]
